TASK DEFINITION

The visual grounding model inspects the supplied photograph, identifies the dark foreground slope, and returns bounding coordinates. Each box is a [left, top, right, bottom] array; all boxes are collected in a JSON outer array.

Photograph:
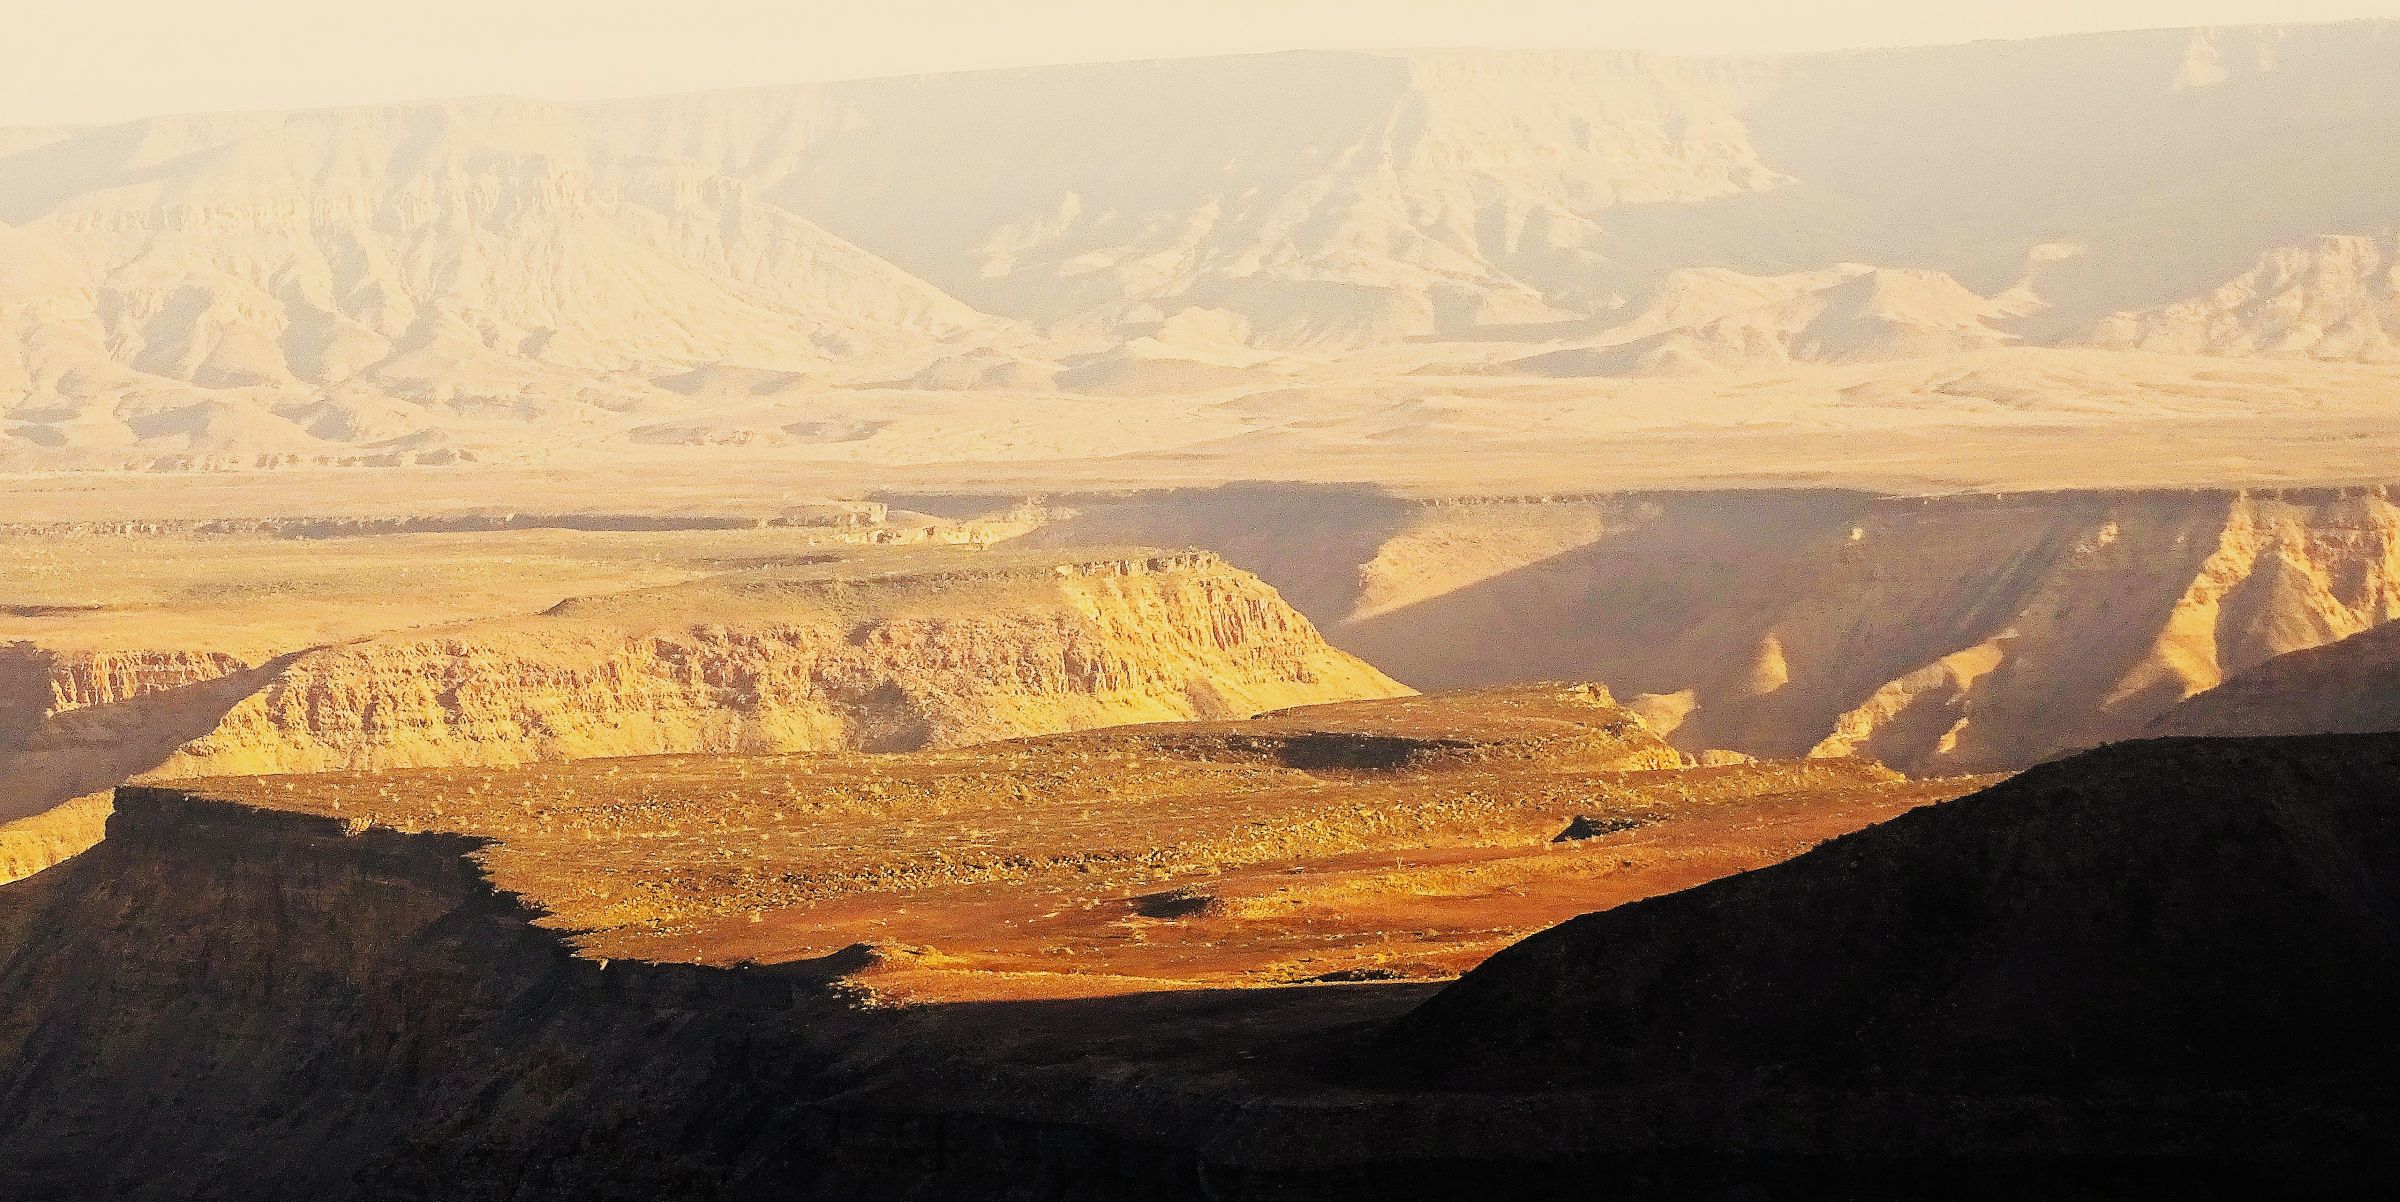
[[0, 791, 847, 1201], [1388, 734, 2400, 1099], [6, 740, 2400, 1200], [2151, 621, 2400, 738]]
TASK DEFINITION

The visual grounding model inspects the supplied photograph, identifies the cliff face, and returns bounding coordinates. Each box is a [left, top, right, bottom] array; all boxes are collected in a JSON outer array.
[[0, 652, 292, 819], [0, 551, 1402, 799], [36, 649, 252, 711], [1014, 484, 2400, 773]]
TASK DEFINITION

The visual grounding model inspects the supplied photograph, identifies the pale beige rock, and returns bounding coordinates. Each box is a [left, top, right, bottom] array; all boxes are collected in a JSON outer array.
[[0, 548, 1406, 815], [1025, 485, 2400, 774]]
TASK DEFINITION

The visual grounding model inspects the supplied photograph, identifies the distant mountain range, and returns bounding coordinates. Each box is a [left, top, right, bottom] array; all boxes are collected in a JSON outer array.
[[4, 21, 2398, 470]]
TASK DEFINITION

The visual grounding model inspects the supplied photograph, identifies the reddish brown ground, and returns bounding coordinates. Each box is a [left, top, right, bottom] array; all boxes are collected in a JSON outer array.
[[183, 685, 1987, 1002]]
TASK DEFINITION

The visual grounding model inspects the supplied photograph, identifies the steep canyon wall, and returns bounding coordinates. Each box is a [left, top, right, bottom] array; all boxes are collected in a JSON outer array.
[[1005, 484, 2400, 773]]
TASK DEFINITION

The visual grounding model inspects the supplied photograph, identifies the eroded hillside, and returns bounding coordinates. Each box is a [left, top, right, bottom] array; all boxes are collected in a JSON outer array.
[[0, 793, 107, 884]]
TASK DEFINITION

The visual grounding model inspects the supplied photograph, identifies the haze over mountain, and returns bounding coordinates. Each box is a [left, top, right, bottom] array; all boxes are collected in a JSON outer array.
[[4, 20, 2399, 473]]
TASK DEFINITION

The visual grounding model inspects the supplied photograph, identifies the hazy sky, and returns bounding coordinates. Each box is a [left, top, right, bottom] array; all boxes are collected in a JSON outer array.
[[12, 0, 2400, 125]]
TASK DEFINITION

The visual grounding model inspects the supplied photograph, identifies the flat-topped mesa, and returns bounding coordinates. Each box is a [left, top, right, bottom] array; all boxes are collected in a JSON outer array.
[[0, 785, 848, 1201], [143, 547, 1406, 777]]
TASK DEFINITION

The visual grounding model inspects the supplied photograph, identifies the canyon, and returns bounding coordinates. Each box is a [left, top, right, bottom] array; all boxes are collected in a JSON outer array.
[[4, 18, 2399, 1196], [7, 480, 2399, 825]]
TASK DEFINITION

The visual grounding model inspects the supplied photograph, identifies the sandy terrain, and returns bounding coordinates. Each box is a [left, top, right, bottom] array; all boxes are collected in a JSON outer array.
[[3, 347, 2397, 501]]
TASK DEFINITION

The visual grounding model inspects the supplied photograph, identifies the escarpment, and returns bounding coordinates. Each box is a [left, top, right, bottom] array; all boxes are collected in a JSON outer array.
[[0, 646, 250, 748], [33, 649, 253, 712], [0, 651, 296, 820], [1004, 483, 2400, 773]]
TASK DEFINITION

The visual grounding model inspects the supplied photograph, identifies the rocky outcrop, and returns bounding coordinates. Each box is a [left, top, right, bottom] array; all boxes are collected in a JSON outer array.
[[1012, 483, 2400, 773], [175, 551, 1405, 774], [0, 653, 292, 820], [2150, 618, 2400, 738], [35, 648, 250, 711]]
